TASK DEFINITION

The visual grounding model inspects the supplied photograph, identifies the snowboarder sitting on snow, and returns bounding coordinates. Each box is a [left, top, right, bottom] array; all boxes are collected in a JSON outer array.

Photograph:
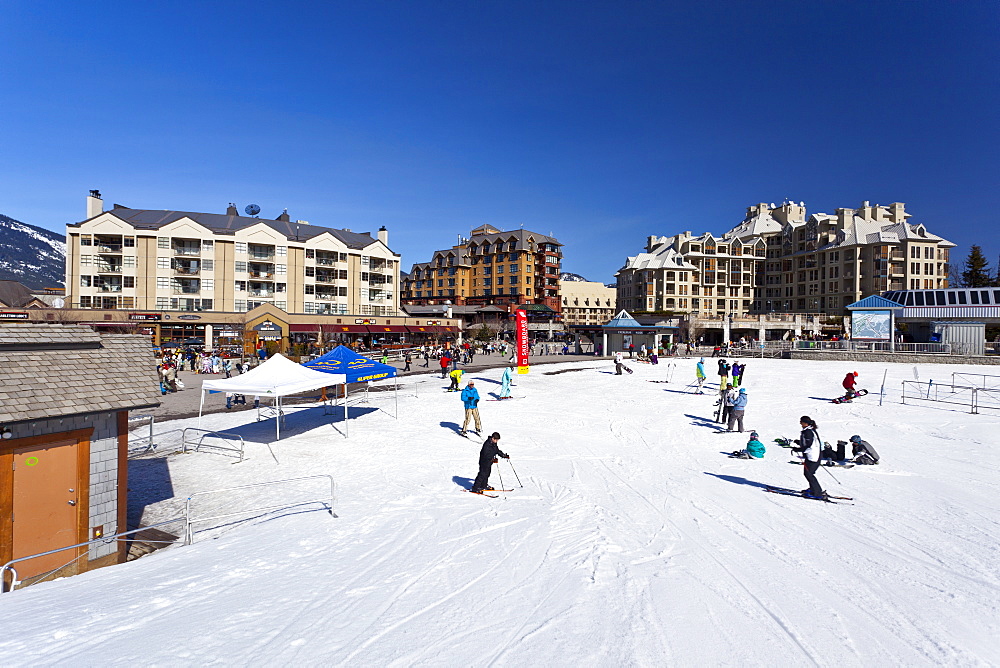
[[849, 434, 880, 465], [730, 431, 765, 459], [792, 416, 827, 500], [448, 367, 464, 391], [470, 432, 508, 493]]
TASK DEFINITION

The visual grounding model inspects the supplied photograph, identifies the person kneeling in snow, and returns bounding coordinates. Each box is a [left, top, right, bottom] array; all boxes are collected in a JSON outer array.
[[730, 431, 765, 459], [849, 434, 880, 465], [471, 432, 508, 493]]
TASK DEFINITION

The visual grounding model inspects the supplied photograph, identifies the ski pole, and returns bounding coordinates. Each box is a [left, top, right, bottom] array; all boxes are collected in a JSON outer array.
[[508, 458, 523, 488], [495, 460, 507, 499], [821, 463, 842, 485]]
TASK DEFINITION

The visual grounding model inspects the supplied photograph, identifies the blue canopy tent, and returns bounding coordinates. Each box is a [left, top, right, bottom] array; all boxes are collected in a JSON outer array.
[[303, 346, 399, 436]]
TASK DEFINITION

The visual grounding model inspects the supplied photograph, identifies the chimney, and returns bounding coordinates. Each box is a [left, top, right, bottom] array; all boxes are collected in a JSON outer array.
[[378, 225, 389, 246], [226, 203, 238, 216], [87, 190, 103, 219], [276, 208, 290, 222]]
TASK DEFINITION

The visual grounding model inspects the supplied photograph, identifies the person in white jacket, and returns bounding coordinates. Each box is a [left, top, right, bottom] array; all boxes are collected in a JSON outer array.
[[792, 415, 827, 500], [614, 351, 624, 375]]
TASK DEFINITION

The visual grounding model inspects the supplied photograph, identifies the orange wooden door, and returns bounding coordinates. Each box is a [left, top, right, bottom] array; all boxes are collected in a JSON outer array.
[[12, 439, 81, 579]]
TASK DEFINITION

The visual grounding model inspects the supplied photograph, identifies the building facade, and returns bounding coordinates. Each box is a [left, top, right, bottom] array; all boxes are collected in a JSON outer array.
[[66, 192, 401, 317], [401, 224, 563, 314], [559, 279, 616, 326], [616, 201, 954, 317]]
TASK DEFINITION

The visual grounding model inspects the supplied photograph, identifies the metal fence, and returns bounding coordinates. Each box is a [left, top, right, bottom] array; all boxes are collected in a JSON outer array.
[[900, 380, 1000, 414], [795, 341, 952, 354], [950, 372, 1000, 391], [129, 427, 245, 462]]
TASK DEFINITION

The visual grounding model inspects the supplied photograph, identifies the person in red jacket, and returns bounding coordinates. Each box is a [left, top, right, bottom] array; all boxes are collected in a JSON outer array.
[[841, 371, 859, 401], [439, 353, 450, 378]]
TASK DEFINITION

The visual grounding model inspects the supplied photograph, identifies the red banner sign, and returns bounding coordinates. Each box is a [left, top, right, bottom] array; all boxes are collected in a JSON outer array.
[[515, 309, 529, 374]]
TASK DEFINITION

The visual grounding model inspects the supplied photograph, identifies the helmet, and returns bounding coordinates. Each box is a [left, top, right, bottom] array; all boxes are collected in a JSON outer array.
[[853, 371, 859, 376], [849, 435, 861, 443], [750, 431, 759, 440]]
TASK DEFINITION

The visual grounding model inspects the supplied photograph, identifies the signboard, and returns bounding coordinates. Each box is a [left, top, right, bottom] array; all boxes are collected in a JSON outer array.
[[851, 310, 892, 340], [0, 312, 29, 320], [253, 319, 283, 341], [129, 313, 161, 321], [355, 318, 377, 325], [515, 309, 530, 375], [177, 314, 201, 321]]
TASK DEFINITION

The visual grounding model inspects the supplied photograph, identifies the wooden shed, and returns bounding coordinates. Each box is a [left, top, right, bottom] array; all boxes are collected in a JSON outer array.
[[0, 324, 160, 589]]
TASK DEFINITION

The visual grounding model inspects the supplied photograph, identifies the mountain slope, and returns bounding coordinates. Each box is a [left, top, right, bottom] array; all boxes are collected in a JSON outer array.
[[0, 214, 67, 288]]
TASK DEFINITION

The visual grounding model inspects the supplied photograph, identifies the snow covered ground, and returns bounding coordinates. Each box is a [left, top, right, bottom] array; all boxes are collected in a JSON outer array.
[[2, 357, 998, 666]]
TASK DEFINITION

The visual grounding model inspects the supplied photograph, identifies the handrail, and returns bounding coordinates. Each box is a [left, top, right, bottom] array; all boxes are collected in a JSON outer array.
[[184, 474, 336, 544], [128, 428, 184, 457], [1, 518, 186, 593], [181, 427, 245, 462], [901, 380, 1000, 415]]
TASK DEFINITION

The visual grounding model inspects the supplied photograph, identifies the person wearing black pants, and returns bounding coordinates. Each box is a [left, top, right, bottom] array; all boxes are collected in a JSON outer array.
[[793, 415, 826, 500], [471, 432, 508, 493]]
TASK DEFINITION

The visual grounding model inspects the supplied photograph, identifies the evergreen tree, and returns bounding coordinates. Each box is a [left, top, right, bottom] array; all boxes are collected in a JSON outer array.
[[960, 245, 992, 287]]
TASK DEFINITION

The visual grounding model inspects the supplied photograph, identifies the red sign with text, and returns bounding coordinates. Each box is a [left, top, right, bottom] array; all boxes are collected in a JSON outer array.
[[515, 309, 530, 374]]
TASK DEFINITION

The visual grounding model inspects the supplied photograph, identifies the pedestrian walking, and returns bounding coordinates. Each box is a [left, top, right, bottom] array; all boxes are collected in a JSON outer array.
[[470, 432, 508, 493], [404, 351, 412, 372], [460, 381, 482, 435], [439, 353, 450, 378]]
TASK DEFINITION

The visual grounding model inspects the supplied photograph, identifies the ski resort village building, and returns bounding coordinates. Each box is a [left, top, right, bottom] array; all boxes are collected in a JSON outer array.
[[400, 224, 563, 316], [616, 201, 955, 318], [66, 192, 401, 318]]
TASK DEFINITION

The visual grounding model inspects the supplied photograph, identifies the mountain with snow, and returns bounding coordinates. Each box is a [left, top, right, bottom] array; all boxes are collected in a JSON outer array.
[[0, 214, 66, 288], [560, 272, 588, 282]]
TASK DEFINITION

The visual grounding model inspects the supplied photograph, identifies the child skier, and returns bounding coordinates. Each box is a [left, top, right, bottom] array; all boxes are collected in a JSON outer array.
[[730, 431, 765, 459]]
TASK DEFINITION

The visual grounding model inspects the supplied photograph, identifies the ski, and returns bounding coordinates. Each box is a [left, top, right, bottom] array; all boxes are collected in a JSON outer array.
[[764, 486, 853, 501], [466, 490, 497, 498], [486, 397, 524, 401], [787, 460, 855, 469], [715, 429, 754, 434]]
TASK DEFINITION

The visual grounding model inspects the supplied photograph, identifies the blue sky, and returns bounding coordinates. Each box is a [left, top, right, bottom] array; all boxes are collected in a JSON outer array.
[[2, 1, 997, 283]]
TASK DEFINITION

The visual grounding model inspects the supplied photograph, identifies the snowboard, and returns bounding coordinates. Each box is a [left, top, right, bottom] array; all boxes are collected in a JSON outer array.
[[832, 388, 869, 404]]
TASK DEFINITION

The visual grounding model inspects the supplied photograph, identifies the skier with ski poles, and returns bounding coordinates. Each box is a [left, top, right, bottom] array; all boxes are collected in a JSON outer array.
[[791, 415, 827, 500], [470, 432, 508, 494], [460, 381, 482, 436], [695, 358, 706, 394]]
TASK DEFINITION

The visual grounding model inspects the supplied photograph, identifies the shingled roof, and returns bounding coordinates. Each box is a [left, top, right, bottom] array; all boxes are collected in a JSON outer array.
[[0, 324, 161, 423], [71, 206, 391, 253]]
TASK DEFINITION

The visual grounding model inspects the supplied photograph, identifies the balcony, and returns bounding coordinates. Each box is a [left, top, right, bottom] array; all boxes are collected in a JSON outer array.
[[315, 292, 337, 301], [173, 246, 201, 256], [248, 271, 274, 280], [96, 283, 123, 292], [315, 273, 338, 283], [95, 244, 123, 253], [95, 264, 122, 274], [248, 247, 275, 261], [173, 264, 200, 275], [248, 289, 274, 298], [173, 286, 200, 295]]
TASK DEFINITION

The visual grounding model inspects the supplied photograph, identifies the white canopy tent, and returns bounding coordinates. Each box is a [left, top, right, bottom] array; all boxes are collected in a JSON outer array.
[[199, 353, 347, 440]]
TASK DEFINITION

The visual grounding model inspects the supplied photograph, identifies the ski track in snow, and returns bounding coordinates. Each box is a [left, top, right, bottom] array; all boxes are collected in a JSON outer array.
[[0, 357, 998, 665]]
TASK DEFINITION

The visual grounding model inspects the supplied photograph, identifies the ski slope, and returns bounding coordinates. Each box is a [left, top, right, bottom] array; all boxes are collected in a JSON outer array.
[[1, 357, 998, 666]]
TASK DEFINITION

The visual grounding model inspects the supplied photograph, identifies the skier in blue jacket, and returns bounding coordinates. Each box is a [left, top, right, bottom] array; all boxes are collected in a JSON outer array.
[[460, 381, 482, 435], [727, 387, 748, 432]]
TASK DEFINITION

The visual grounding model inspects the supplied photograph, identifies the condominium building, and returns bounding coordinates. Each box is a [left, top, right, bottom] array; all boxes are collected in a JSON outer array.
[[66, 192, 401, 316], [616, 201, 954, 316], [559, 279, 616, 326], [401, 224, 563, 314]]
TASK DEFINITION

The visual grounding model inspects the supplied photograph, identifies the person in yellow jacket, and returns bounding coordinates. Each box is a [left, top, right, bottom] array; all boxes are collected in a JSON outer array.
[[448, 367, 464, 392]]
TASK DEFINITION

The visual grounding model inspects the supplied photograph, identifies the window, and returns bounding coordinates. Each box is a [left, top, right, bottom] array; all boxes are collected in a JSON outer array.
[[202, 259, 214, 271], [80, 275, 92, 287], [277, 246, 287, 256], [305, 266, 315, 277], [276, 283, 286, 293], [157, 277, 169, 289], [202, 240, 214, 251], [235, 281, 246, 292], [305, 284, 315, 294], [361, 255, 370, 266], [123, 255, 136, 268], [275, 301, 286, 310], [306, 249, 314, 259], [510, 265, 518, 273], [80, 235, 92, 246], [236, 242, 247, 254], [235, 261, 247, 273], [124, 236, 135, 247], [156, 297, 169, 309], [123, 276, 135, 289], [202, 279, 214, 291], [277, 264, 287, 275], [157, 237, 169, 249]]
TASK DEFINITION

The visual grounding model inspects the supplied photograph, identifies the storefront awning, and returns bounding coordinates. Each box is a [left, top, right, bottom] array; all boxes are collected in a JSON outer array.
[[327, 325, 371, 333], [368, 325, 408, 333]]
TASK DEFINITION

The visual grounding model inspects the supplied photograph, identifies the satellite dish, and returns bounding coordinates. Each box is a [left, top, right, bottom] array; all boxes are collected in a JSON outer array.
[[52, 297, 65, 308], [245, 204, 261, 216]]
